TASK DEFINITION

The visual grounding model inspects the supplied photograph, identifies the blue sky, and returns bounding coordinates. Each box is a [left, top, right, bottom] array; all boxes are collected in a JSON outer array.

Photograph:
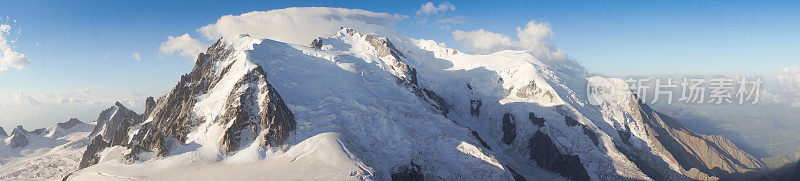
[[1, 0, 799, 129]]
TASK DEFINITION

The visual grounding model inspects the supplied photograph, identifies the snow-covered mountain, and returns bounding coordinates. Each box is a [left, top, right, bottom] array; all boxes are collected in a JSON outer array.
[[0, 118, 93, 180], [55, 26, 769, 181]]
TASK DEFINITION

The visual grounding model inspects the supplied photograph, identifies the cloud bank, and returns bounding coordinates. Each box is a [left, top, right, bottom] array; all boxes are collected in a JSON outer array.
[[452, 20, 573, 67], [0, 21, 29, 72], [197, 7, 405, 46], [159, 34, 204, 60], [12, 91, 40, 105]]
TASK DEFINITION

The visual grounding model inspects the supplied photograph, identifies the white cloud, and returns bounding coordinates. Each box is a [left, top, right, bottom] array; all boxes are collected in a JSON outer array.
[[516, 20, 569, 65], [197, 7, 406, 46], [12, 91, 40, 105], [778, 66, 800, 92], [451, 20, 574, 67], [452, 29, 518, 53], [0, 22, 30, 72], [159, 34, 204, 60], [417, 2, 456, 16], [131, 52, 141, 62]]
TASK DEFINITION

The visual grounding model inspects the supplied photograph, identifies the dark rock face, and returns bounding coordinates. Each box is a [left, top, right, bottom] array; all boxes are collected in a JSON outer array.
[[79, 135, 110, 169], [142, 97, 156, 120], [0, 126, 6, 137], [793, 161, 800, 180], [528, 113, 545, 127], [362, 32, 417, 86], [564, 116, 579, 127], [129, 39, 233, 156], [124, 38, 296, 159], [78, 102, 142, 169], [219, 66, 296, 153], [581, 126, 599, 147], [502, 113, 517, 144], [57, 118, 84, 130], [470, 99, 482, 117], [508, 167, 527, 181], [309, 38, 323, 49], [391, 162, 423, 181], [527, 130, 590, 181], [31, 128, 47, 135], [88, 102, 142, 146], [422, 88, 449, 115], [7, 126, 29, 148], [626, 97, 765, 180], [470, 131, 491, 151]]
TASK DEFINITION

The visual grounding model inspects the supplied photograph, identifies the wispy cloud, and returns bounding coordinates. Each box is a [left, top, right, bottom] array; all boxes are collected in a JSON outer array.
[[159, 34, 204, 60], [131, 52, 141, 62], [416, 2, 456, 16], [198, 7, 405, 46], [414, 2, 465, 29], [436, 16, 465, 24], [0, 18, 29, 72]]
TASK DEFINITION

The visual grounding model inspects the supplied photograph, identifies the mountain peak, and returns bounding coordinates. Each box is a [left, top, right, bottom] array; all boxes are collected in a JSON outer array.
[[114, 101, 125, 108], [7, 125, 29, 148], [56, 118, 84, 130], [67, 27, 765, 181]]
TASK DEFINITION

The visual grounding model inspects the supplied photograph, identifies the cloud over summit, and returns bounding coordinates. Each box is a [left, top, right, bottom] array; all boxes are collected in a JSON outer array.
[[452, 20, 573, 67], [197, 7, 405, 46], [159, 34, 204, 60]]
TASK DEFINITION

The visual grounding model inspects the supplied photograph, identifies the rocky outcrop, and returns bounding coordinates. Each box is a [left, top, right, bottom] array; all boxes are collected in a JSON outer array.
[[422, 88, 450, 115], [0, 126, 6, 137], [391, 162, 423, 181], [527, 130, 589, 181], [628, 97, 766, 180], [79, 135, 109, 169], [127, 38, 296, 158], [340, 28, 417, 86], [78, 102, 142, 169], [219, 66, 296, 153], [470, 99, 482, 117], [56, 118, 83, 130], [581, 126, 599, 147], [528, 113, 545, 127], [88, 102, 142, 146], [508, 168, 526, 181], [515, 81, 554, 101], [129, 39, 233, 156], [336, 29, 449, 117], [501, 113, 517, 144], [47, 118, 87, 138], [309, 38, 323, 49], [142, 97, 156, 120], [6, 126, 29, 148], [30, 128, 47, 135], [564, 116, 579, 127], [470, 131, 491, 151]]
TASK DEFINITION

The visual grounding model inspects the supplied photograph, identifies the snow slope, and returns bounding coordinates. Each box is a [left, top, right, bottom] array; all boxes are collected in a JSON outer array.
[[0, 120, 93, 180]]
